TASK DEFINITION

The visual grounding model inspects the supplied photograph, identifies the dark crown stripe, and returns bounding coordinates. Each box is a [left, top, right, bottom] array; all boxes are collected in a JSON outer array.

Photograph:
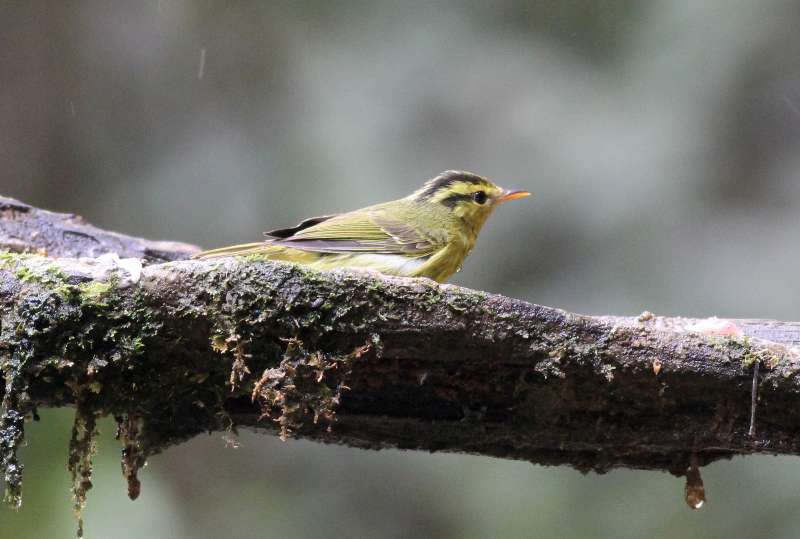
[[418, 170, 486, 199]]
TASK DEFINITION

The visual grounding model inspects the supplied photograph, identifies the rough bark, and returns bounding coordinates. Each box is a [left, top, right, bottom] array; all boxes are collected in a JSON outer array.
[[0, 196, 197, 262], [2, 195, 800, 510]]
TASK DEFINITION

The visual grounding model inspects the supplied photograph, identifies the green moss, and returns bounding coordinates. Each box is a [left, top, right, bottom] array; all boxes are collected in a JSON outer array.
[[68, 405, 98, 539], [0, 399, 27, 509], [738, 336, 756, 369], [1, 253, 470, 520], [365, 279, 388, 294], [419, 287, 443, 311], [445, 290, 486, 313], [0, 250, 33, 269], [251, 337, 366, 440], [240, 253, 272, 263], [739, 336, 782, 370], [1, 252, 68, 286], [78, 281, 113, 302], [0, 253, 124, 309], [44, 264, 70, 281], [117, 415, 146, 501], [0, 255, 52, 509], [13, 266, 35, 283], [1, 254, 154, 514]]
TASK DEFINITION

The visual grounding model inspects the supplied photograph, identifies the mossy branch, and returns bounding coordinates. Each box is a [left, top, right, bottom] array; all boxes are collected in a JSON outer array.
[[2, 195, 800, 513]]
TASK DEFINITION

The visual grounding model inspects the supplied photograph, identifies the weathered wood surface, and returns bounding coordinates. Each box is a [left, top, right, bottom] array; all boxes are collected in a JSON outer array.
[[2, 195, 799, 509]]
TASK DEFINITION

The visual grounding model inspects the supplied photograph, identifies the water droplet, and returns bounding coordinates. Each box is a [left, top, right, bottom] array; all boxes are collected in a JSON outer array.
[[684, 455, 706, 510], [197, 48, 207, 79]]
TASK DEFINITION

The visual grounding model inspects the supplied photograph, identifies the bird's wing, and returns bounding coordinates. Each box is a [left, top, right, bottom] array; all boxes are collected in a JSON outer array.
[[269, 208, 440, 256]]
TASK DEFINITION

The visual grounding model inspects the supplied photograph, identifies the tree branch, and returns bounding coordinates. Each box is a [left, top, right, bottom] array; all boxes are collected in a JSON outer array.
[[2, 195, 800, 509], [0, 196, 197, 262]]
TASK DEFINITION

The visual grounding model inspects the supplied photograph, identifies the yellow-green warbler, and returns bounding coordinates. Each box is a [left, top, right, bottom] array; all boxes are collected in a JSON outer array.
[[195, 170, 530, 283]]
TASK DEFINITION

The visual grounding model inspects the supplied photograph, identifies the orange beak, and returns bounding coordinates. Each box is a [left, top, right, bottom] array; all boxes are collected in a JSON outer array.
[[498, 189, 531, 203]]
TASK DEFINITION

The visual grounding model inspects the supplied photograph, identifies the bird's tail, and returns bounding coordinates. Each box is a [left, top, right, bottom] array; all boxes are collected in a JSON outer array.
[[193, 242, 273, 259]]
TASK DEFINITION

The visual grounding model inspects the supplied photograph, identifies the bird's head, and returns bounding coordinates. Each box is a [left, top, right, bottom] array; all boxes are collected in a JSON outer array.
[[411, 170, 530, 233]]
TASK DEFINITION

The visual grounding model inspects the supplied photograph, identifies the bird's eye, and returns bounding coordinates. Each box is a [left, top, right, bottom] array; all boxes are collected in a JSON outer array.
[[472, 191, 487, 204]]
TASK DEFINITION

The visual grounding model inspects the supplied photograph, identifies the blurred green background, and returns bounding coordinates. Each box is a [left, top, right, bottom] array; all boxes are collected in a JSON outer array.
[[2, 1, 800, 537]]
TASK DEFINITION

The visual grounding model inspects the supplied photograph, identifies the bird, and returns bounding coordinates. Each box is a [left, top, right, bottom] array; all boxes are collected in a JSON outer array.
[[194, 170, 530, 283]]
